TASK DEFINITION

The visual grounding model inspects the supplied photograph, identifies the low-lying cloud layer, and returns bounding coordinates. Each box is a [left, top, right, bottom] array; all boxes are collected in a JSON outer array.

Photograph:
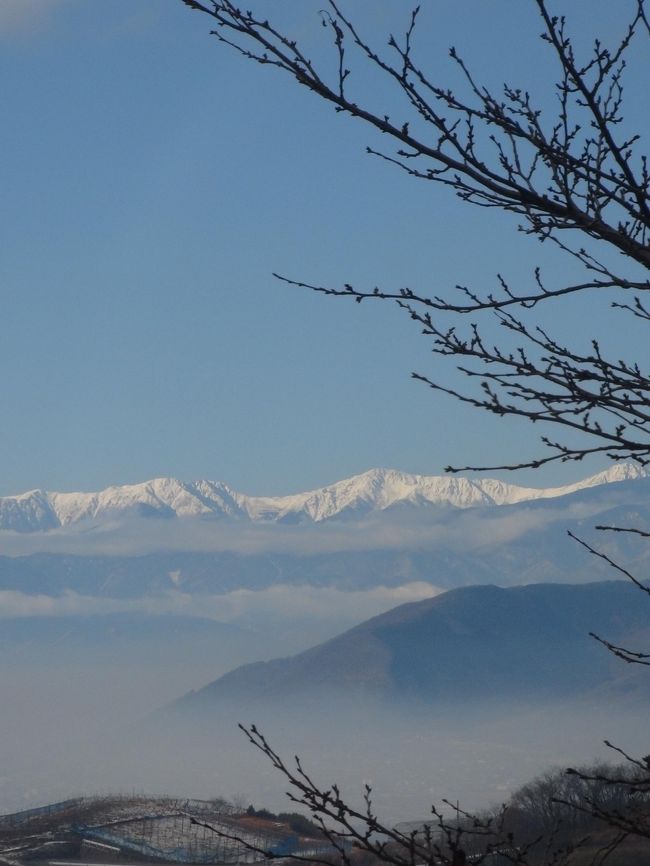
[[0, 581, 441, 626], [0, 491, 629, 558], [0, 487, 646, 822]]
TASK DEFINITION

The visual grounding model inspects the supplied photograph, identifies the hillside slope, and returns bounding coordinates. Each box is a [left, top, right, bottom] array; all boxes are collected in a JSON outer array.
[[173, 581, 650, 711]]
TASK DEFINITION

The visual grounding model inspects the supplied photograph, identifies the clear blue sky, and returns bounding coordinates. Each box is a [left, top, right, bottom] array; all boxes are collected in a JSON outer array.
[[0, 0, 646, 496]]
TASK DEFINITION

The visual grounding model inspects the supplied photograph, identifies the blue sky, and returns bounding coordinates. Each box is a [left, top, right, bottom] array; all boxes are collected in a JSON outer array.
[[1, 0, 647, 496]]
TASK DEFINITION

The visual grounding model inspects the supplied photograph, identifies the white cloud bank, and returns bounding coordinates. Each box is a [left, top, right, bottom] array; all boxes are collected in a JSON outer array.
[[0, 580, 442, 625], [0, 496, 610, 558]]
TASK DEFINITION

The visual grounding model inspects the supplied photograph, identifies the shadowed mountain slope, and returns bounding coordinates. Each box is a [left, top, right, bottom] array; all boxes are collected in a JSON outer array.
[[173, 581, 650, 711]]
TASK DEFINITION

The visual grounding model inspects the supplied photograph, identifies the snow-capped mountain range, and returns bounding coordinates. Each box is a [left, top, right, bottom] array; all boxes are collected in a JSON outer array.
[[0, 463, 646, 533]]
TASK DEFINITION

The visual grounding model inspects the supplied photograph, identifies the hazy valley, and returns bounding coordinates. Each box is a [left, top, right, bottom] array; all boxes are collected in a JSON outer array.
[[1, 466, 649, 822]]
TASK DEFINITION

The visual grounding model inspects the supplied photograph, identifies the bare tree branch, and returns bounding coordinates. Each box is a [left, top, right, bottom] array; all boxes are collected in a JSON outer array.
[[181, 6, 650, 863], [183, 0, 650, 472]]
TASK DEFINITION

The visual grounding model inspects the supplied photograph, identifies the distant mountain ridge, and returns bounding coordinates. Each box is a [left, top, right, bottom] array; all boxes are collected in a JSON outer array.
[[172, 580, 650, 712], [0, 464, 646, 533]]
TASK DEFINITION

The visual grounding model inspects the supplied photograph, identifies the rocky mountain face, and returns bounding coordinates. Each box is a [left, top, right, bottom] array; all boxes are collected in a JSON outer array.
[[0, 463, 646, 532], [172, 580, 650, 712]]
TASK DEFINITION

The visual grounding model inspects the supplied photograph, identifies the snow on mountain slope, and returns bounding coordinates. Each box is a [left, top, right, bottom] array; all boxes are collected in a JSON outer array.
[[50, 478, 246, 525], [238, 463, 648, 521], [0, 489, 60, 532], [0, 463, 646, 532]]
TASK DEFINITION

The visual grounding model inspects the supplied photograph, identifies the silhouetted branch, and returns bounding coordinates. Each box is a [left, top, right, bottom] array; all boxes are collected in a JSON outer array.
[[566, 531, 650, 596], [194, 726, 579, 866], [595, 525, 650, 537], [183, 0, 650, 472], [182, 6, 650, 863]]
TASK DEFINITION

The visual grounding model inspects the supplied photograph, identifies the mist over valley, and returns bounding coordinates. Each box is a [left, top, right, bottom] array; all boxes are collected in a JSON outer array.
[[1, 468, 649, 824]]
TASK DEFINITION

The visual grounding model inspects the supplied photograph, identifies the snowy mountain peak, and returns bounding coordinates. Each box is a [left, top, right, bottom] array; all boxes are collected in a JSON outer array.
[[0, 463, 647, 533], [49, 477, 246, 527], [583, 463, 646, 484]]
